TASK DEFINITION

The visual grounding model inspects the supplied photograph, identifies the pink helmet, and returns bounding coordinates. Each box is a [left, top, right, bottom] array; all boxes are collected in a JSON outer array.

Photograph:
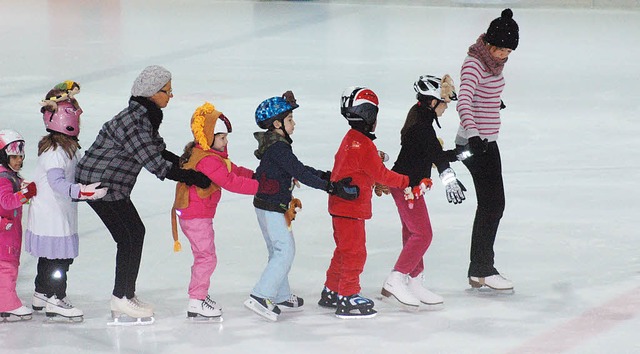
[[43, 100, 82, 137], [0, 129, 25, 156]]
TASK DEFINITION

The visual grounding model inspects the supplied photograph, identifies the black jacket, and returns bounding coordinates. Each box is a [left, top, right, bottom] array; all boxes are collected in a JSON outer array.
[[391, 103, 451, 187]]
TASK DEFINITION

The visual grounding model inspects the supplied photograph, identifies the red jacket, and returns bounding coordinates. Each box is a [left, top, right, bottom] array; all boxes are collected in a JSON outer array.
[[329, 129, 408, 219]]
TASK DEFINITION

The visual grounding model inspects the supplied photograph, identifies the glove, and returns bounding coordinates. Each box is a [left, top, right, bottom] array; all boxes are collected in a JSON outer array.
[[467, 136, 488, 156], [403, 187, 415, 209], [327, 177, 359, 200], [374, 183, 390, 197], [17, 182, 37, 204], [161, 149, 180, 165], [500, 100, 506, 110], [412, 178, 433, 197], [0, 217, 13, 231], [444, 147, 473, 162], [78, 182, 108, 200], [378, 150, 389, 162], [439, 168, 466, 204], [166, 163, 211, 189]]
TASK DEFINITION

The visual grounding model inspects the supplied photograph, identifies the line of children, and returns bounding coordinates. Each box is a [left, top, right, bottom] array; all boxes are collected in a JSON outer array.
[[25, 82, 108, 322], [244, 91, 360, 321], [0, 130, 37, 322], [172, 102, 258, 321]]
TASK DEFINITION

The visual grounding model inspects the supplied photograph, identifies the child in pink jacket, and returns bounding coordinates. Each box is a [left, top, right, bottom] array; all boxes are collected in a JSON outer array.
[[0, 129, 37, 322], [171, 102, 258, 321]]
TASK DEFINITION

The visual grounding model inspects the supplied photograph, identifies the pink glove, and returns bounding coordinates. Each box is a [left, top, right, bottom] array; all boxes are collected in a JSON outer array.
[[0, 217, 13, 231], [78, 182, 108, 200]]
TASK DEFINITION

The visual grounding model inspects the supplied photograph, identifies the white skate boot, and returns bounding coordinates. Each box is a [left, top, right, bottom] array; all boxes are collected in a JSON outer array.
[[45, 296, 84, 322], [132, 295, 154, 312], [0, 305, 33, 322], [108, 295, 154, 326], [407, 273, 444, 308], [32, 292, 50, 311], [381, 271, 420, 309], [187, 295, 223, 322], [469, 274, 514, 293]]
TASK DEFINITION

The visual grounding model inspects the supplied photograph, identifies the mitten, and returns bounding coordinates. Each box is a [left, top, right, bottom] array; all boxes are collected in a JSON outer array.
[[284, 198, 302, 229], [403, 186, 415, 209], [17, 182, 36, 204], [439, 168, 466, 204], [327, 177, 359, 200], [378, 150, 389, 162], [166, 163, 211, 189], [374, 183, 390, 197], [412, 178, 433, 198], [0, 217, 13, 231], [78, 182, 108, 200]]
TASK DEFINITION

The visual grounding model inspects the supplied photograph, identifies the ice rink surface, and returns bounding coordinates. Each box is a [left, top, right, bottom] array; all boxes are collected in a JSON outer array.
[[0, 1, 639, 353]]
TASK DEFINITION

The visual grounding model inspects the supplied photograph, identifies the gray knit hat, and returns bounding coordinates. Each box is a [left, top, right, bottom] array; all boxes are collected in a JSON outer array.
[[131, 65, 172, 97]]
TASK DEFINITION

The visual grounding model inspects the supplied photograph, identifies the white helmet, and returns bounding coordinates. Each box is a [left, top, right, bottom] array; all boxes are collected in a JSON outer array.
[[0, 129, 25, 156], [414, 74, 457, 103]]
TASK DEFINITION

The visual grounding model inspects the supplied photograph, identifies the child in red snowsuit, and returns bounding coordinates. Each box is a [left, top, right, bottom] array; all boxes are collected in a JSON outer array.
[[319, 87, 409, 319]]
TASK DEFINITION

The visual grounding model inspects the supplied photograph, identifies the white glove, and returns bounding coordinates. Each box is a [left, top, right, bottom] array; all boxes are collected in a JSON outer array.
[[439, 168, 466, 204], [78, 182, 108, 200]]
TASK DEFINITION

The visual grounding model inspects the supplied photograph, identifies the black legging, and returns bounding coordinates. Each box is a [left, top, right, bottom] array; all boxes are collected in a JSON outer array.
[[460, 141, 505, 278], [35, 257, 73, 299], [88, 198, 145, 299]]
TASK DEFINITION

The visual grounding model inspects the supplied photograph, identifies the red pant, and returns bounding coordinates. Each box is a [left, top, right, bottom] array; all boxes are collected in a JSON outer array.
[[324, 216, 367, 296], [390, 187, 433, 277]]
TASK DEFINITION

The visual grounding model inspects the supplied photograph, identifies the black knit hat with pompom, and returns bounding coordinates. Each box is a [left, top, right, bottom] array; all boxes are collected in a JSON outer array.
[[485, 8, 519, 50]]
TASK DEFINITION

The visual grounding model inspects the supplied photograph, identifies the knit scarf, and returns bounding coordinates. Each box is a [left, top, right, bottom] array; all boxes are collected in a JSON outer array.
[[468, 34, 507, 76], [130, 96, 163, 133]]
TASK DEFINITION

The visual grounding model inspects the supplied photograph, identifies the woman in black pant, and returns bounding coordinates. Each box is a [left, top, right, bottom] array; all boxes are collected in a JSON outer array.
[[76, 65, 210, 322], [454, 9, 519, 291]]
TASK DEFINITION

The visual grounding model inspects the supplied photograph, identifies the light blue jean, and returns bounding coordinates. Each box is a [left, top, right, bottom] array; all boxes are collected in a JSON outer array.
[[251, 208, 295, 303]]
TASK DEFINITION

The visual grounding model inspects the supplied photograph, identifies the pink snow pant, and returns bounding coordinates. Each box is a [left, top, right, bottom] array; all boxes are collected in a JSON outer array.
[[0, 259, 22, 312], [390, 187, 433, 277], [179, 218, 217, 300], [325, 216, 367, 296]]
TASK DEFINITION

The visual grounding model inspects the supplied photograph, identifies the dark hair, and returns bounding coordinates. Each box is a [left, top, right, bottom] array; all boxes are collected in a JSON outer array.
[[179, 141, 197, 168]]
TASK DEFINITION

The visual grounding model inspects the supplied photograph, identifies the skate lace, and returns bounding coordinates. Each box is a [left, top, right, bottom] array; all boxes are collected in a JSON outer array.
[[54, 296, 75, 309], [203, 296, 217, 310]]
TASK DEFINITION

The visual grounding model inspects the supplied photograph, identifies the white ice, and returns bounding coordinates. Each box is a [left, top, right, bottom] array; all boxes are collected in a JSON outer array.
[[0, 1, 639, 353]]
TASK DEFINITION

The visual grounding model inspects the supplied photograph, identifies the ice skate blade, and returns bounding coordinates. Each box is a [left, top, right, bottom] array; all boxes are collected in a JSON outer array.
[[466, 287, 515, 295], [108, 312, 155, 326], [45, 312, 84, 323], [187, 312, 223, 323], [0, 313, 33, 322], [335, 311, 377, 320], [380, 289, 420, 311], [243, 298, 278, 322], [317, 301, 337, 309], [32, 305, 45, 311]]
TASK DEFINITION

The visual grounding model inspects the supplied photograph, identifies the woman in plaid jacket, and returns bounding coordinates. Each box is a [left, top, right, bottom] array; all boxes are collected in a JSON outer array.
[[75, 65, 210, 321]]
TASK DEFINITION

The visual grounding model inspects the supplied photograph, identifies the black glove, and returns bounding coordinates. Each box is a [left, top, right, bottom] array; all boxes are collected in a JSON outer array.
[[467, 136, 488, 156], [165, 163, 211, 189], [327, 177, 359, 200], [320, 170, 332, 182], [500, 100, 506, 110], [161, 149, 180, 165]]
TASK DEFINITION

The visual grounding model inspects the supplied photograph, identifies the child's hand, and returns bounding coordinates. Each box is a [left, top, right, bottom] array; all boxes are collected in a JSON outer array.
[[17, 181, 37, 204], [78, 182, 109, 200], [378, 150, 389, 162], [374, 183, 390, 197]]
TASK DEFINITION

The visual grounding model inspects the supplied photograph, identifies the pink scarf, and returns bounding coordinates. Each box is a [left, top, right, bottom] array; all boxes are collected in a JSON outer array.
[[468, 34, 507, 76]]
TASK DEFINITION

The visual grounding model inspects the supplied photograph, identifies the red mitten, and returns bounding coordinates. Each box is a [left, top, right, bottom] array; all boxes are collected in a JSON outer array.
[[17, 182, 37, 204]]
